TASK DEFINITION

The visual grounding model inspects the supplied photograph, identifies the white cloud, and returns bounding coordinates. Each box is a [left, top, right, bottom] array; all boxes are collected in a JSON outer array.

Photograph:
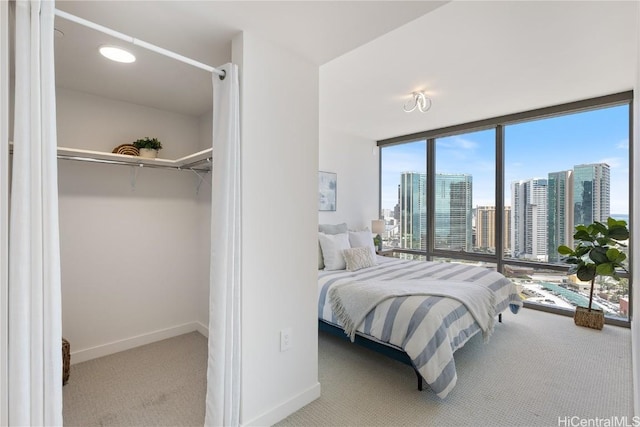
[[598, 157, 623, 169], [616, 138, 629, 150], [438, 136, 478, 151]]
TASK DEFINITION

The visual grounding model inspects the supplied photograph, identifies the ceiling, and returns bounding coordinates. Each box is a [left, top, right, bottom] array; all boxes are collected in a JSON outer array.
[[321, 0, 639, 141], [53, 1, 639, 143], [54, 1, 447, 118]]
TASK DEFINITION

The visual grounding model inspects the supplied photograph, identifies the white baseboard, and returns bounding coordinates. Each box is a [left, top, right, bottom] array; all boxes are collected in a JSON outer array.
[[195, 321, 209, 338], [70, 321, 209, 364], [241, 382, 321, 427]]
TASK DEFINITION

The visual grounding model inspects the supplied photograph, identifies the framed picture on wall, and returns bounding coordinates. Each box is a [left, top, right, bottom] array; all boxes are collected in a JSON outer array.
[[318, 171, 337, 211]]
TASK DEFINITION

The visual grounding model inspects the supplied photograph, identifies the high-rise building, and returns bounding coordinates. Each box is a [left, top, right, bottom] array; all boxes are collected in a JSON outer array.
[[381, 208, 394, 220], [573, 163, 610, 227], [475, 205, 512, 254], [547, 170, 573, 262], [511, 178, 548, 261], [435, 174, 472, 251], [393, 184, 400, 222], [398, 172, 472, 251], [399, 172, 426, 249], [503, 206, 512, 254]]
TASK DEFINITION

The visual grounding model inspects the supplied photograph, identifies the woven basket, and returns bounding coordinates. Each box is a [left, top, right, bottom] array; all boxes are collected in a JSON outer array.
[[112, 144, 140, 156], [574, 306, 604, 330], [62, 338, 70, 385]]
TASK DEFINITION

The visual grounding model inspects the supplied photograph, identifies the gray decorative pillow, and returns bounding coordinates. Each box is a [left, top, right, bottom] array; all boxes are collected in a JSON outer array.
[[319, 223, 348, 234], [343, 246, 377, 272]]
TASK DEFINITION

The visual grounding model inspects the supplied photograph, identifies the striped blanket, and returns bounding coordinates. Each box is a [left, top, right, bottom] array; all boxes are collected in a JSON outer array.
[[318, 256, 522, 398]]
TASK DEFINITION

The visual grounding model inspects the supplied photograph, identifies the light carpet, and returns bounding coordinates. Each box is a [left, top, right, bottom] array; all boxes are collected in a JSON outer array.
[[63, 309, 633, 426], [63, 331, 207, 426], [277, 308, 633, 427]]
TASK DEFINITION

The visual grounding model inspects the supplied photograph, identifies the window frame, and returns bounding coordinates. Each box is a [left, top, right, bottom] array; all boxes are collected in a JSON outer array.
[[377, 91, 633, 327]]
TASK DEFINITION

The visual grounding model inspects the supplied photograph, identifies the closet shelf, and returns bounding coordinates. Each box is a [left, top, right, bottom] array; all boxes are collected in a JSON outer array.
[[10, 143, 212, 171], [58, 146, 212, 171]]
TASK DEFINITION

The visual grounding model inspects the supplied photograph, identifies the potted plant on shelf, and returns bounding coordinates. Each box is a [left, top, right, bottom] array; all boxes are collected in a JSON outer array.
[[557, 217, 629, 330], [132, 137, 163, 159]]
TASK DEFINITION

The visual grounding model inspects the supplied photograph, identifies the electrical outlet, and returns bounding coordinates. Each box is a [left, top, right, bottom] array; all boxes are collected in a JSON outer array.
[[280, 328, 292, 352]]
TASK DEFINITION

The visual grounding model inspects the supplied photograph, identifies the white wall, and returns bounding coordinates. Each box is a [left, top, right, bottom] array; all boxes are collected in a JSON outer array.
[[56, 88, 210, 362], [317, 125, 379, 229], [233, 32, 321, 426], [198, 110, 213, 152], [56, 88, 201, 159]]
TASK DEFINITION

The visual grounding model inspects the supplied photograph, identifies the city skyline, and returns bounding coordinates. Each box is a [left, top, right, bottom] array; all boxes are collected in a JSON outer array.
[[381, 104, 629, 215], [393, 162, 612, 262]]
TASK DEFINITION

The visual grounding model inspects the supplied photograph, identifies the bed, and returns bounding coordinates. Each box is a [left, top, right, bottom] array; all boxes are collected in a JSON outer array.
[[317, 253, 522, 399]]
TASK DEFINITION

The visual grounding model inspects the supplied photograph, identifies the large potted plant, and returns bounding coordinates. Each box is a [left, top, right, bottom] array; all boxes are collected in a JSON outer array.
[[557, 217, 629, 330], [133, 137, 163, 159]]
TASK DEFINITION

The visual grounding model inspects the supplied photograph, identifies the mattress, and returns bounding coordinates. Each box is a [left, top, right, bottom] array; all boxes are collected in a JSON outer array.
[[318, 256, 522, 398]]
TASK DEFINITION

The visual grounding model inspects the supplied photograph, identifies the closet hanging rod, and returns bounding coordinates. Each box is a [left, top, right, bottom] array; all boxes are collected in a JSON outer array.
[[54, 9, 226, 78]]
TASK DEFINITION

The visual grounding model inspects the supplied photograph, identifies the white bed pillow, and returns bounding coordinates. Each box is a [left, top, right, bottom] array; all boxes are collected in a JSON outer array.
[[318, 232, 351, 270], [318, 223, 348, 269], [348, 229, 376, 259], [343, 246, 377, 272]]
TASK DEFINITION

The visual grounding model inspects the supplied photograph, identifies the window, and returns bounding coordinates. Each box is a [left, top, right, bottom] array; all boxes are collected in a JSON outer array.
[[380, 140, 426, 250], [436, 129, 495, 254], [378, 92, 632, 324]]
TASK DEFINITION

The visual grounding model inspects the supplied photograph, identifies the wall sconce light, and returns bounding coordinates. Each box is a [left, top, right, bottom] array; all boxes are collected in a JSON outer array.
[[403, 91, 431, 113]]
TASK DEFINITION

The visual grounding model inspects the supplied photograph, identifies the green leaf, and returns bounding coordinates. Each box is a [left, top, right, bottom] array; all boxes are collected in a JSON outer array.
[[608, 225, 629, 241], [592, 221, 607, 235], [576, 264, 596, 282], [605, 248, 620, 262], [614, 252, 627, 264], [596, 263, 614, 277], [557, 245, 573, 255], [573, 229, 592, 241], [574, 246, 591, 258], [608, 217, 627, 228], [589, 247, 608, 264]]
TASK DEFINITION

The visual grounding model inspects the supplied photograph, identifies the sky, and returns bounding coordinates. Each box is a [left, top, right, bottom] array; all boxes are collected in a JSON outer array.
[[381, 104, 630, 215]]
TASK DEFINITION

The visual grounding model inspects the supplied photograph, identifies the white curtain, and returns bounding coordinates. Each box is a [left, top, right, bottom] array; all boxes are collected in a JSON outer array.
[[0, 0, 10, 424], [205, 64, 242, 426], [7, 0, 62, 425]]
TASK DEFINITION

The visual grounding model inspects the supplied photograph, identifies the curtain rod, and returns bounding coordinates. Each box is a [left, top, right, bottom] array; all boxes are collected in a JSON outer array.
[[54, 9, 226, 78]]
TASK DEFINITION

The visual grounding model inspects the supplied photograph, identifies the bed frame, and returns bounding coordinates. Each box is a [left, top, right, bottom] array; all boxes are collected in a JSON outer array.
[[318, 319, 424, 391], [318, 313, 503, 392]]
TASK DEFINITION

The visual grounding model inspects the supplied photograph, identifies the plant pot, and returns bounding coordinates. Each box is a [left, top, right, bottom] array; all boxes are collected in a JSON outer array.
[[574, 306, 604, 330], [139, 148, 158, 159]]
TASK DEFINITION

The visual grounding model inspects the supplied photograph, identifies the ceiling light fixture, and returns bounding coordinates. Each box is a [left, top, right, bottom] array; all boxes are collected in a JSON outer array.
[[403, 91, 431, 113], [99, 45, 136, 63]]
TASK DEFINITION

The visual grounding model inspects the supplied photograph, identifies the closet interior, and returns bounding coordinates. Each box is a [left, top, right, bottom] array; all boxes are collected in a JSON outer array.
[[53, 10, 219, 365]]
